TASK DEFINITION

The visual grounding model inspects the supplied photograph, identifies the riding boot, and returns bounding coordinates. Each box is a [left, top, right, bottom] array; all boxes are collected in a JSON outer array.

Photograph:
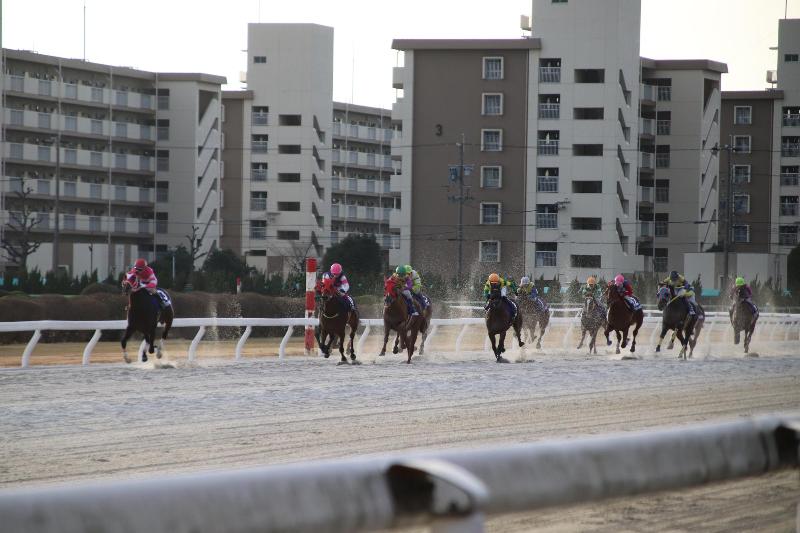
[[405, 296, 418, 316], [686, 299, 696, 316]]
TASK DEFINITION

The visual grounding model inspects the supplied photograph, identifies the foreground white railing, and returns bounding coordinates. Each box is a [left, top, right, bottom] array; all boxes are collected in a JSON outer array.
[[0, 414, 797, 533], [1, 313, 800, 368]]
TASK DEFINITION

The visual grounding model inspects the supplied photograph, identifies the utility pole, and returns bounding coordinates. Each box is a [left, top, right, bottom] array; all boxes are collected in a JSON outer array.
[[718, 134, 736, 290], [52, 132, 61, 271], [457, 133, 465, 283]]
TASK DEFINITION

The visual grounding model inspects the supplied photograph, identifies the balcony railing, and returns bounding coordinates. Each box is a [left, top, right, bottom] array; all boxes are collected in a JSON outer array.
[[536, 175, 558, 193], [250, 198, 267, 211], [782, 143, 800, 157], [640, 221, 654, 237], [536, 213, 557, 229], [640, 152, 654, 169], [656, 120, 671, 135], [780, 203, 799, 216], [535, 251, 557, 267], [783, 114, 800, 127], [538, 103, 560, 120], [252, 113, 269, 126], [640, 118, 654, 136], [655, 221, 668, 237], [641, 84, 655, 101], [657, 86, 672, 101], [537, 140, 559, 156], [539, 67, 561, 83], [252, 141, 269, 154], [252, 169, 267, 182], [639, 186, 653, 203], [780, 172, 799, 186]]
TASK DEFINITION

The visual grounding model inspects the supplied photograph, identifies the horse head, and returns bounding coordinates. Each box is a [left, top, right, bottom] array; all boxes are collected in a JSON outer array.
[[584, 296, 595, 315], [487, 285, 503, 310], [656, 284, 672, 311], [319, 276, 336, 298]]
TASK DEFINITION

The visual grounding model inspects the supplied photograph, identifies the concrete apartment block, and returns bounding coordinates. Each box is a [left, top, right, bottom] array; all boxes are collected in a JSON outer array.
[[0, 49, 224, 277]]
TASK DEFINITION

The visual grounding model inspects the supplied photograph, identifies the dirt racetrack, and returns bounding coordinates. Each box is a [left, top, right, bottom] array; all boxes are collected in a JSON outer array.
[[0, 338, 799, 532]]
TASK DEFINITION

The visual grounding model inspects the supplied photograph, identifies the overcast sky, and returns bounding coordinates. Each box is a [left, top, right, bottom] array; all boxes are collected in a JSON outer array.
[[3, 0, 797, 108]]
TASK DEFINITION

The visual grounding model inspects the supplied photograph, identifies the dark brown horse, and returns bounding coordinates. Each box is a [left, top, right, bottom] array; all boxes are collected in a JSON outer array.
[[730, 298, 758, 354], [604, 284, 643, 355], [379, 276, 422, 364], [485, 286, 523, 363], [121, 284, 173, 363], [655, 284, 699, 359], [518, 297, 549, 350], [577, 296, 606, 354], [315, 277, 360, 365]]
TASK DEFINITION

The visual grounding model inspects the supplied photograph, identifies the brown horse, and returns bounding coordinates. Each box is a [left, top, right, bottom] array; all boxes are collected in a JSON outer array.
[[604, 284, 643, 355], [121, 284, 173, 363], [730, 299, 758, 354], [379, 276, 423, 364], [518, 297, 549, 350], [577, 296, 606, 355], [485, 286, 523, 363], [315, 277, 360, 365]]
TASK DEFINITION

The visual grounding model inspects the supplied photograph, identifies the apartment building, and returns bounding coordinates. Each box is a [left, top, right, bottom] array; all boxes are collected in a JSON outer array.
[[330, 102, 400, 260], [0, 49, 224, 277], [391, 0, 723, 282]]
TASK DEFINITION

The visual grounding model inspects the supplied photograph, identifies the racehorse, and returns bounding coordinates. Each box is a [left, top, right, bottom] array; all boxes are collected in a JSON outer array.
[[315, 277, 360, 365], [604, 284, 644, 355], [730, 298, 758, 354], [655, 284, 700, 359], [576, 296, 606, 355], [379, 276, 423, 364], [485, 285, 524, 363], [518, 297, 549, 350], [121, 284, 173, 363]]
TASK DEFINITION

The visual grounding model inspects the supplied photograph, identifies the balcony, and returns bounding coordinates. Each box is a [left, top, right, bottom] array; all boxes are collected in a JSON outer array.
[[3, 109, 153, 141], [539, 67, 561, 83], [538, 103, 560, 120], [331, 204, 393, 223], [3, 177, 153, 204], [640, 152, 654, 170], [781, 172, 799, 186], [2, 211, 152, 235], [639, 221, 654, 239], [252, 112, 269, 126], [782, 143, 800, 157], [640, 84, 655, 102], [780, 203, 799, 217], [537, 140, 559, 156], [639, 186, 653, 204], [783, 114, 800, 127], [657, 86, 672, 101], [640, 118, 654, 136], [330, 149, 393, 169], [779, 228, 798, 246], [536, 175, 558, 193], [536, 213, 557, 229], [331, 177, 392, 196], [252, 141, 269, 154]]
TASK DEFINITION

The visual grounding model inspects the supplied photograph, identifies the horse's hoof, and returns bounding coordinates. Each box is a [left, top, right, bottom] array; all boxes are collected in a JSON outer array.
[[615, 349, 620, 355], [621, 341, 628, 349], [655, 346, 661, 353], [323, 353, 330, 359], [392, 348, 399, 354], [630, 345, 636, 353], [336, 361, 349, 366], [123, 354, 131, 364], [606, 340, 612, 346], [350, 354, 357, 361], [142, 354, 148, 363], [519, 342, 525, 348], [351, 360, 362, 365], [496, 356, 510, 364]]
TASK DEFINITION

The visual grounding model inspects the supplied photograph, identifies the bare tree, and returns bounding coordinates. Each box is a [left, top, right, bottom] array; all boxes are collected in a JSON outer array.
[[185, 225, 209, 272], [286, 241, 314, 274], [0, 186, 42, 270]]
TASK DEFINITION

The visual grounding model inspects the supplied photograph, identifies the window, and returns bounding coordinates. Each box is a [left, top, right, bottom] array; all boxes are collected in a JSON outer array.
[[156, 150, 169, 171], [483, 57, 503, 80], [571, 217, 602, 230], [733, 165, 751, 184], [655, 213, 669, 237], [537, 168, 559, 192], [479, 241, 500, 262], [252, 106, 269, 126], [539, 58, 561, 83], [733, 194, 750, 214], [552, 0, 567, 3], [156, 119, 169, 141], [535, 242, 557, 267], [573, 144, 603, 156], [278, 144, 301, 154], [278, 173, 301, 183], [655, 145, 670, 168], [573, 107, 604, 120], [780, 195, 799, 216], [482, 93, 503, 115], [254, 56, 267, 64], [480, 202, 501, 224], [252, 134, 269, 153], [277, 201, 300, 212], [156, 181, 169, 202], [785, 53, 799, 62], [481, 166, 502, 188], [655, 179, 670, 202], [250, 191, 268, 211], [782, 136, 800, 156], [570, 255, 601, 268], [734, 106, 752, 125], [654, 79, 672, 101], [156, 212, 168, 234], [781, 165, 799, 186], [252, 162, 268, 181], [538, 130, 559, 155], [481, 129, 502, 151], [656, 111, 671, 135], [538, 95, 560, 119], [732, 225, 750, 243], [64, 116, 77, 131], [277, 230, 300, 240], [279, 114, 302, 126], [572, 180, 602, 193], [157, 88, 170, 110], [574, 69, 605, 83], [250, 220, 266, 239], [733, 135, 751, 154], [779, 225, 798, 246], [536, 204, 558, 229]]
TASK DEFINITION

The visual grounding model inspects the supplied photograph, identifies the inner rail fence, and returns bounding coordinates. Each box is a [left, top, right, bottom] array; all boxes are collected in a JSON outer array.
[[1, 311, 799, 368], [0, 414, 797, 533]]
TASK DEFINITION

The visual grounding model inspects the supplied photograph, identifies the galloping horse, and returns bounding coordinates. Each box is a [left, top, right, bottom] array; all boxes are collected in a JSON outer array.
[[121, 284, 173, 363], [576, 296, 606, 355], [518, 297, 549, 350], [730, 298, 758, 354], [315, 277, 360, 364], [380, 276, 422, 364], [485, 286, 524, 363], [655, 284, 700, 359], [604, 284, 644, 355]]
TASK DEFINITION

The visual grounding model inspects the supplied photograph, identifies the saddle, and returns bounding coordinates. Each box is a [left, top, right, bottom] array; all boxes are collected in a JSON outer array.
[[506, 298, 518, 321]]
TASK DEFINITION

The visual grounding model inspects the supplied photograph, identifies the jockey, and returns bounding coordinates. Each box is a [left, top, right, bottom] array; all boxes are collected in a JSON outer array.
[[483, 273, 515, 313], [612, 274, 641, 312], [517, 276, 546, 312], [322, 263, 356, 312], [730, 276, 757, 316], [394, 264, 419, 316], [403, 264, 429, 313], [581, 276, 605, 314], [662, 270, 696, 316], [123, 258, 168, 308]]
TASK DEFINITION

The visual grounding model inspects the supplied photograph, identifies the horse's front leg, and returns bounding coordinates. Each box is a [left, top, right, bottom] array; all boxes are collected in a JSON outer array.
[[348, 321, 359, 363], [379, 323, 390, 356], [620, 326, 630, 349], [577, 327, 587, 350], [324, 333, 336, 358], [536, 320, 545, 350], [604, 324, 612, 346], [667, 330, 677, 350], [337, 330, 348, 365], [615, 331, 621, 355], [655, 325, 669, 353], [513, 318, 524, 348], [488, 332, 498, 357], [676, 330, 687, 359], [418, 323, 428, 356], [590, 327, 599, 354], [121, 326, 134, 364]]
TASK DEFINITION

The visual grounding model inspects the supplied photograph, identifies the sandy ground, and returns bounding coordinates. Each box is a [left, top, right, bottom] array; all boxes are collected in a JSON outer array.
[[1, 330, 799, 532]]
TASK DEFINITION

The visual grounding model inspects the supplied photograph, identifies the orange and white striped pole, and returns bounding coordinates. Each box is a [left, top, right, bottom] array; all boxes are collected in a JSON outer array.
[[304, 257, 317, 355]]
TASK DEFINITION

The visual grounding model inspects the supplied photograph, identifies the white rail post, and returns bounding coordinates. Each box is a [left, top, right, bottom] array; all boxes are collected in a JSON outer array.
[[20, 329, 41, 368], [483, 335, 491, 352], [278, 326, 294, 360], [425, 325, 439, 354], [235, 326, 252, 361], [703, 319, 715, 357], [188, 326, 206, 362], [356, 324, 371, 356], [454, 324, 470, 354], [81, 329, 102, 366]]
